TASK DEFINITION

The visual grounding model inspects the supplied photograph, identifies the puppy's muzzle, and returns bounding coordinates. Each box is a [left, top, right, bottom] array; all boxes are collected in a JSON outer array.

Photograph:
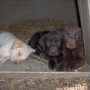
[[11, 60, 20, 64], [47, 47, 60, 56], [65, 38, 76, 49]]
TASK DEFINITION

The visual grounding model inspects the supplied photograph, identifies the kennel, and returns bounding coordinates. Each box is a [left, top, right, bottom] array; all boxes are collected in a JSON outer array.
[[0, 0, 90, 89]]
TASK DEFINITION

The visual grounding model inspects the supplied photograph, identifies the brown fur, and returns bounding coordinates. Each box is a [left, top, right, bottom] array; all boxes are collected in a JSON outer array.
[[57, 25, 85, 71]]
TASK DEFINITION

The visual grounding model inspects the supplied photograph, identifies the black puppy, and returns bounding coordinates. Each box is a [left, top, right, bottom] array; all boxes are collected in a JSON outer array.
[[39, 31, 63, 70], [28, 31, 50, 55]]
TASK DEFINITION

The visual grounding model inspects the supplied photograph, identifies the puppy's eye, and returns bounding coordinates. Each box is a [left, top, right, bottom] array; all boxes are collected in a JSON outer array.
[[74, 33, 80, 40], [56, 39, 60, 43], [46, 41, 51, 46], [64, 32, 69, 39], [18, 52, 22, 56], [74, 33, 78, 37], [57, 42, 61, 45]]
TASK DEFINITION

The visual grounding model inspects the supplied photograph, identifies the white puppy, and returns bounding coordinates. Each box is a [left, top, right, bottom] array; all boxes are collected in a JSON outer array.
[[0, 31, 35, 65]]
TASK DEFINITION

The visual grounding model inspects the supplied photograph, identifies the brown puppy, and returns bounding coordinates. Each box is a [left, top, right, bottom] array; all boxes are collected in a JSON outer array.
[[57, 25, 85, 71], [39, 31, 63, 70]]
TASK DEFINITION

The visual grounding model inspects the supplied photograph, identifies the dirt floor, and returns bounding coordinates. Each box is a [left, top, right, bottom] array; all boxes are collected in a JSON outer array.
[[0, 73, 89, 90], [0, 19, 90, 90]]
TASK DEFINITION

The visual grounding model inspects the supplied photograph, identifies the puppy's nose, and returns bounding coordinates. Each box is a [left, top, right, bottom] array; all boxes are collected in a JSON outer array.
[[51, 47, 57, 52], [11, 59, 20, 64], [13, 60, 19, 64], [69, 41, 74, 46], [51, 49, 56, 52], [68, 39, 75, 44]]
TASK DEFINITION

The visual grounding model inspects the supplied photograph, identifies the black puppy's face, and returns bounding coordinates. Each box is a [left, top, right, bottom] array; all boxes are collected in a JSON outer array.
[[44, 31, 63, 56], [63, 26, 82, 49]]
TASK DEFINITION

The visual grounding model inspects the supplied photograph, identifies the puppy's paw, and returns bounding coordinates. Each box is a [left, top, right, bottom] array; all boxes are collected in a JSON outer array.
[[65, 64, 76, 71], [30, 48, 36, 54], [27, 46, 36, 55], [48, 60, 56, 70], [0, 57, 8, 66], [39, 53, 45, 58], [11, 60, 20, 64], [57, 63, 76, 71]]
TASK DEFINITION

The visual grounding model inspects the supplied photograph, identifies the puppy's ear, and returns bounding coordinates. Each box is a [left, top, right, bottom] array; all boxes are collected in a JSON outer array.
[[28, 32, 40, 49], [39, 35, 46, 51], [11, 40, 23, 50]]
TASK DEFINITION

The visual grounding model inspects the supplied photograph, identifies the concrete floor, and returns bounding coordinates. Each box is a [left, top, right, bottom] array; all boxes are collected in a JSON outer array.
[[0, 54, 52, 72], [0, 54, 89, 72]]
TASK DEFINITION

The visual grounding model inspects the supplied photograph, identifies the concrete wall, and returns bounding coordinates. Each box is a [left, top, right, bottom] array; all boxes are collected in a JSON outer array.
[[0, 0, 78, 24], [78, 0, 90, 65]]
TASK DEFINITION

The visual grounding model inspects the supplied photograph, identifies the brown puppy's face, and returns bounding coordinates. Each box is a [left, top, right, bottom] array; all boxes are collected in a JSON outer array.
[[63, 26, 82, 49], [44, 31, 63, 56]]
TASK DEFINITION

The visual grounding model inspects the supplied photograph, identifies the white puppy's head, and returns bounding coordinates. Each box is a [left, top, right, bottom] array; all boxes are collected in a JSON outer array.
[[10, 40, 35, 64]]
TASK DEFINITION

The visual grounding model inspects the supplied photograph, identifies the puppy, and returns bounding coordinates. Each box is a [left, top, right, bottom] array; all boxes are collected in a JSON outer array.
[[28, 31, 50, 55], [0, 31, 35, 65], [39, 31, 63, 70], [57, 25, 85, 71]]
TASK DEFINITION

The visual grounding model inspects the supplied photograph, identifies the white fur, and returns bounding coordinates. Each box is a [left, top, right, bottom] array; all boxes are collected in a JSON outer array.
[[0, 31, 35, 64]]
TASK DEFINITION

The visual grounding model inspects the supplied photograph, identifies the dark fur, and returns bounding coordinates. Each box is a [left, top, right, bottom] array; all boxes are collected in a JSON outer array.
[[39, 31, 63, 70], [28, 31, 50, 55], [57, 25, 85, 71]]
